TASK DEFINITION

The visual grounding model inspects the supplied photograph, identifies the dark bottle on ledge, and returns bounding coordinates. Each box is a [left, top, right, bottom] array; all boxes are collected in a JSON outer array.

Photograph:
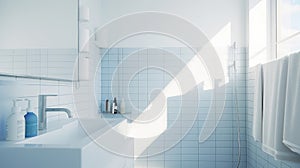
[[113, 97, 118, 114]]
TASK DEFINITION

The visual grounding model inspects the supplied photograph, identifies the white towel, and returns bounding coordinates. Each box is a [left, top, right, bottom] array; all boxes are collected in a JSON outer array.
[[262, 57, 300, 161], [283, 52, 300, 155], [252, 64, 263, 142]]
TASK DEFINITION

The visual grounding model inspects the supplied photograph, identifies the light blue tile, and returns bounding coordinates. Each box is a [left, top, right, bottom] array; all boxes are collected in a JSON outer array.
[[148, 154, 164, 161], [181, 161, 198, 167], [198, 161, 216, 168], [216, 147, 232, 155], [181, 154, 199, 161], [182, 141, 198, 148], [199, 140, 216, 148], [165, 147, 181, 155], [134, 160, 148, 168], [215, 154, 233, 162], [181, 147, 198, 154], [148, 160, 164, 168], [198, 154, 216, 162], [165, 160, 181, 168], [199, 147, 216, 155], [216, 140, 233, 148], [215, 161, 233, 168], [165, 154, 181, 161]]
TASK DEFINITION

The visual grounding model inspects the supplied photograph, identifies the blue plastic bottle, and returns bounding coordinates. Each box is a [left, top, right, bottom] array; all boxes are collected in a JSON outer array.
[[24, 100, 37, 137]]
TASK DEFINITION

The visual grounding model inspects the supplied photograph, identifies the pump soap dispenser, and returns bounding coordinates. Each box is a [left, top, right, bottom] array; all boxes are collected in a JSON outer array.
[[24, 99, 37, 137], [6, 99, 25, 141]]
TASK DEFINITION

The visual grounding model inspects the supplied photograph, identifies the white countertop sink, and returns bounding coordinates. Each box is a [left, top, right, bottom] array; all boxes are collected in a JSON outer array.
[[0, 118, 133, 168]]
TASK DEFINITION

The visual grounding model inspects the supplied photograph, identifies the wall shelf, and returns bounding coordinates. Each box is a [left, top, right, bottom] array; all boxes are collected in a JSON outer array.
[[100, 112, 131, 119], [0, 73, 74, 82]]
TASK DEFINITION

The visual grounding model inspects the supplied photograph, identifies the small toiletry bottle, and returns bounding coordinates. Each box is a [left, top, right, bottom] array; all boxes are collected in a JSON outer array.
[[120, 98, 125, 114], [6, 99, 25, 141], [111, 99, 115, 114], [24, 99, 37, 138], [113, 97, 118, 114], [105, 99, 110, 112]]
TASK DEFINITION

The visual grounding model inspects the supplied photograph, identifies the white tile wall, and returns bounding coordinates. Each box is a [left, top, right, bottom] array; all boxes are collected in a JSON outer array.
[[0, 48, 77, 79], [99, 47, 247, 168], [0, 48, 77, 140]]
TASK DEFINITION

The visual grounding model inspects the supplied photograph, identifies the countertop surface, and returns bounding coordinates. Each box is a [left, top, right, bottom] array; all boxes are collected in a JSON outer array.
[[0, 117, 127, 149]]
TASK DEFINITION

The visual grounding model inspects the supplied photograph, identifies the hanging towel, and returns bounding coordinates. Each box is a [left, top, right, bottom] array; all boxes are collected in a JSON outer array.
[[283, 52, 300, 155], [252, 64, 263, 142], [262, 57, 300, 161]]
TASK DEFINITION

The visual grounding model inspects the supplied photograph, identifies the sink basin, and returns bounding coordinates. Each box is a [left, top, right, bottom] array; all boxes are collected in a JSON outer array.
[[18, 120, 88, 146], [0, 118, 133, 168]]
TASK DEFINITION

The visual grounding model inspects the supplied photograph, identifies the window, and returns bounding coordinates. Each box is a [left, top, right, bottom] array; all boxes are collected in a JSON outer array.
[[277, 0, 300, 57]]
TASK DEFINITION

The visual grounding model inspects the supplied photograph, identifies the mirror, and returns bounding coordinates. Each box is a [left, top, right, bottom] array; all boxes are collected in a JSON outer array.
[[0, 0, 78, 80]]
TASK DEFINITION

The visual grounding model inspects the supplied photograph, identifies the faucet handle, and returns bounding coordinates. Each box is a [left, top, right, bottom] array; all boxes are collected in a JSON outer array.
[[39, 95, 57, 105], [38, 94, 57, 100]]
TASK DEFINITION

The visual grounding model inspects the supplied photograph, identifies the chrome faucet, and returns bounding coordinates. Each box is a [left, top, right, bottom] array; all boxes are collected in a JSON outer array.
[[38, 95, 72, 130]]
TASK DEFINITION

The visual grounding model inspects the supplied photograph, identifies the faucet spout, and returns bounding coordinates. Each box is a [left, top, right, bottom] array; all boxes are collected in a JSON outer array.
[[46, 108, 72, 118], [38, 95, 72, 130]]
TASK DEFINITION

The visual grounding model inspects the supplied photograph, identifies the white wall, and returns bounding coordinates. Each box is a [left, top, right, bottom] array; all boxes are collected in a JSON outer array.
[[96, 0, 247, 47], [81, 0, 102, 31], [0, 0, 77, 49]]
